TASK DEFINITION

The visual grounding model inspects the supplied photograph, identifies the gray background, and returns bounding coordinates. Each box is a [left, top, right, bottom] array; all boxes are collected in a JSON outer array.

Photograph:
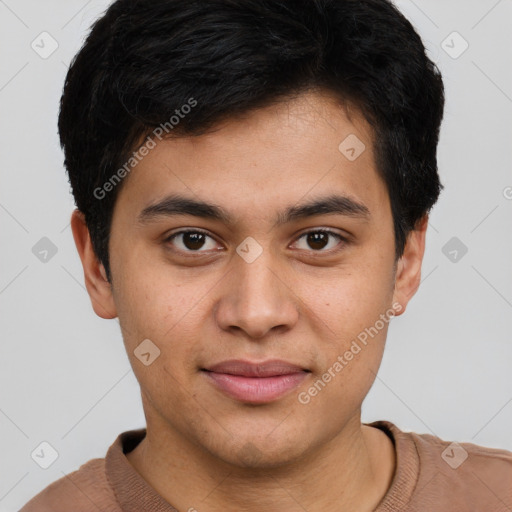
[[1, 0, 511, 509]]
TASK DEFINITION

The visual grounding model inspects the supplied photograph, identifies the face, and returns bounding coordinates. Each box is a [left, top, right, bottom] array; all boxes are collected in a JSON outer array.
[[73, 90, 425, 468]]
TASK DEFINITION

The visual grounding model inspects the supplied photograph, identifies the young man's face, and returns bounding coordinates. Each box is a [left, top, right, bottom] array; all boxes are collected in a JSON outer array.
[[73, 90, 425, 467]]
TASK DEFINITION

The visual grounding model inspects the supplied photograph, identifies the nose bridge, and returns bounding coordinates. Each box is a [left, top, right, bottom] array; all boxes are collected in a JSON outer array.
[[238, 249, 281, 303], [215, 240, 298, 338]]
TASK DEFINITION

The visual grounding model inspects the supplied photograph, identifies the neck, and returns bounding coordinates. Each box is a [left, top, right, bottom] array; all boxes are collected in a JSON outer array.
[[127, 411, 395, 512]]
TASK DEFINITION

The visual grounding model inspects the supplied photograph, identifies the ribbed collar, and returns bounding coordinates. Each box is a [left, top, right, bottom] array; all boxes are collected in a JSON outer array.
[[369, 421, 419, 511], [106, 428, 178, 512], [105, 420, 419, 511]]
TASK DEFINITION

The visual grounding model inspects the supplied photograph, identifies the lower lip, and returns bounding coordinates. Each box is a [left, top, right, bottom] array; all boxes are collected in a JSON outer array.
[[203, 371, 308, 403]]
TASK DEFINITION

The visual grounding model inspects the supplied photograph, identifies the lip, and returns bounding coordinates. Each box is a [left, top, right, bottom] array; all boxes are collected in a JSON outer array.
[[202, 359, 310, 404]]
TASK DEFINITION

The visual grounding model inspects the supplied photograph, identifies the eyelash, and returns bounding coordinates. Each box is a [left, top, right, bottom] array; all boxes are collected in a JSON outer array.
[[163, 228, 348, 256]]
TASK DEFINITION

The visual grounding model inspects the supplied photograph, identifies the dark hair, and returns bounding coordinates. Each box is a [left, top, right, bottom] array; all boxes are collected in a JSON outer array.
[[58, 0, 444, 283]]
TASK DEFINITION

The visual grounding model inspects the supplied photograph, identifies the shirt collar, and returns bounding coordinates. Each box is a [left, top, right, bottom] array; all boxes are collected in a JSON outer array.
[[105, 421, 419, 511]]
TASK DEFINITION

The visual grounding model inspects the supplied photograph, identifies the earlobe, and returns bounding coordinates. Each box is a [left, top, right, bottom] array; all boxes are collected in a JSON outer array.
[[392, 215, 428, 315], [70, 209, 118, 319]]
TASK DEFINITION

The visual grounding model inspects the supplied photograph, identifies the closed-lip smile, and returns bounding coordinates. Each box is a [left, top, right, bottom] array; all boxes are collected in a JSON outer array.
[[202, 359, 310, 403]]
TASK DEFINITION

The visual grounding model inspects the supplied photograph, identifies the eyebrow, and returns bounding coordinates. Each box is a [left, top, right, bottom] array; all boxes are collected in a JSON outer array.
[[136, 193, 370, 227]]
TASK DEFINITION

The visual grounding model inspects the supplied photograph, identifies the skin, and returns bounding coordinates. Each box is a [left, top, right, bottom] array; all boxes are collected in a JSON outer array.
[[71, 89, 427, 512]]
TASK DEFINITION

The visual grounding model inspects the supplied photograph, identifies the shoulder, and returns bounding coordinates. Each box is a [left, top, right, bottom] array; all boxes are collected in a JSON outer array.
[[19, 457, 120, 512], [370, 420, 512, 510], [408, 426, 512, 509]]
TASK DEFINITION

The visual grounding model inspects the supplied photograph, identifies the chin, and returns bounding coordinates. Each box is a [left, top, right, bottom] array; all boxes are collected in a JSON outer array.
[[209, 432, 311, 470]]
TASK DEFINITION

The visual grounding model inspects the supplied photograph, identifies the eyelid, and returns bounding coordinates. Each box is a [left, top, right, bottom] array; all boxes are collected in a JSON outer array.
[[291, 228, 348, 253], [164, 228, 222, 255], [164, 227, 348, 255]]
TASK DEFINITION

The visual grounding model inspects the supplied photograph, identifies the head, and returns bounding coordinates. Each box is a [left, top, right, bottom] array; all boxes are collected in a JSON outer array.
[[64, 0, 444, 467]]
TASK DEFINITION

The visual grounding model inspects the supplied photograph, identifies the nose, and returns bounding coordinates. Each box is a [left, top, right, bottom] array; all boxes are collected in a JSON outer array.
[[214, 248, 299, 340]]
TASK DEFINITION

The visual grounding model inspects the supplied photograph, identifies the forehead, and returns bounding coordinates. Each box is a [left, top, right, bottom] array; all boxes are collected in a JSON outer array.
[[112, 90, 388, 227]]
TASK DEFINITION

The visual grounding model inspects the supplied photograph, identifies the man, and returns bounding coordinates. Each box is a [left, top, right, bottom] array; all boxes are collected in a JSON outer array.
[[21, 0, 512, 510]]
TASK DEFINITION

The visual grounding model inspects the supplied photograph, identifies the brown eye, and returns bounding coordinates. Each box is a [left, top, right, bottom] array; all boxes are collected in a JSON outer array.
[[165, 230, 219, 253], [293, 229, 345, 252], [306, 232, 329, 250], [181, 232, 206, 250]]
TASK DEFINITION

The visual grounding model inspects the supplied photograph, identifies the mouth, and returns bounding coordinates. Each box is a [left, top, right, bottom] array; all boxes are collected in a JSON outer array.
[[201, 359, 311, 404]]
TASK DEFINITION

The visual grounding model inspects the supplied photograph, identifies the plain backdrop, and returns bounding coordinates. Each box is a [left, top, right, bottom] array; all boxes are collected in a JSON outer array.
[[1, 0, 511, 510]]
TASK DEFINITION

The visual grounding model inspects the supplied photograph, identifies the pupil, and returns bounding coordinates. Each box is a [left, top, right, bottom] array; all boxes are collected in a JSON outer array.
[[308, 232, 328, 250], [181, 232, 329, 251], [184, 233, 205, 250]]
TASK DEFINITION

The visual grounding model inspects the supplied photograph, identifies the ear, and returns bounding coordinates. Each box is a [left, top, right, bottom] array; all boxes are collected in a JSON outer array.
[[392, 215, 428, 316], [70, 209, 118, 319]]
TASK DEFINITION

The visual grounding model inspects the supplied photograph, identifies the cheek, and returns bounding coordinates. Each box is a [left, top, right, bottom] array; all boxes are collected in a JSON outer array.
[[114, 273, 202, 413], [113, 268, 209, 378], [113, 265, 182, 338], [306, 257, 395, 399], [298, 320, 390, 437], [319, 260, 395, 333]]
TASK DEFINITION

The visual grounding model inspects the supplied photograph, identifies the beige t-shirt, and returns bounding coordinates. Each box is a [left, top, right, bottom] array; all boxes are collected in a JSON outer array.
[[20, 421, 512, 511]]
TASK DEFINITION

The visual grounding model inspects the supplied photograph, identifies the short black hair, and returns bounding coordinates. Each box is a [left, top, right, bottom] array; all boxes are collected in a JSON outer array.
[[58, 0, 444, 283]]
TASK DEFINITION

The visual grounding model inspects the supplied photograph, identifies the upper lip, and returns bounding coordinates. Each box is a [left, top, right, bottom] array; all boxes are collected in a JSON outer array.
[[203, 359, 309, 377]]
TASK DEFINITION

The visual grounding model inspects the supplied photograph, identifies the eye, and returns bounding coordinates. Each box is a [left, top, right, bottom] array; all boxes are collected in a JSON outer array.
[[164, 228, 347, 256], [164, 229, 221, 253], [292, 229, 346, 252]]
